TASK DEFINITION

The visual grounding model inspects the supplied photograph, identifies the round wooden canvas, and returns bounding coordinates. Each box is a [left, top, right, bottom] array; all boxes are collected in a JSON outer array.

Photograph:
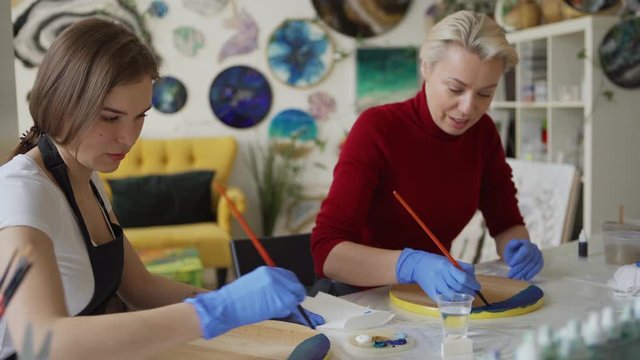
[[389, 275, 544, 319], [152, 320, 330, 360]]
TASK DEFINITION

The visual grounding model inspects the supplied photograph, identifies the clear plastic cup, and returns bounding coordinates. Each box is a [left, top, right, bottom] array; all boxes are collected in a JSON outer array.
[[602, 221, 640, 265], [436, 293, 474, 341]]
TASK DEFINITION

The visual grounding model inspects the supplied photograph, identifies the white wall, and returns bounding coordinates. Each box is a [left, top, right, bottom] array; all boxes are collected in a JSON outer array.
[[11, 0, 434, 236], [1, 0, 18, 158]]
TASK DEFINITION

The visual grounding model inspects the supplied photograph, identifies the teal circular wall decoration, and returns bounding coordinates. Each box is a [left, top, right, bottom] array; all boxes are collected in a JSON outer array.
[[152, 76, 188, 114], [268, 109, 318, 158], [267, 19, 334, 88]]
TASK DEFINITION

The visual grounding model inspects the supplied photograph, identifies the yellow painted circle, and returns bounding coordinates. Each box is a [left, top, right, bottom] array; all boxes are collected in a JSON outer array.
[[389, 291, 544, 319]]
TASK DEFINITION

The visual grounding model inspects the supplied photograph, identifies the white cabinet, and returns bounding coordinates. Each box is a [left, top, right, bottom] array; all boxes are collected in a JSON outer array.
[[490, 15, 640, 236]]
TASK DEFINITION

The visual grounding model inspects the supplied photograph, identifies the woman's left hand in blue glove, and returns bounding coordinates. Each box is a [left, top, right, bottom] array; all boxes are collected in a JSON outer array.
[[503, 239, 544, 280]]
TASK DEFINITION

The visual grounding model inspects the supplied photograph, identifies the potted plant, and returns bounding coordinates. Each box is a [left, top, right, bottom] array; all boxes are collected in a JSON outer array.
[[247, 140, 304, 237]]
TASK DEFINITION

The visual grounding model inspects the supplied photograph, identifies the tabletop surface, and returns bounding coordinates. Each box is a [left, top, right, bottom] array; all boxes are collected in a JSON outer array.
[[156, 236, 633, 359], [327, 235, 631, 359]]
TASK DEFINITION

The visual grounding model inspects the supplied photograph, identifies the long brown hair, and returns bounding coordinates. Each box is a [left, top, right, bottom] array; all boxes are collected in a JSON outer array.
[[8, 17, 159, 161]]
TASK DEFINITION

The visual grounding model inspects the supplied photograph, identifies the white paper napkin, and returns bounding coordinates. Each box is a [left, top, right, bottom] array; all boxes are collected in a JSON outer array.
[[607, 262, 640, 297], [301, 292, 394, 330]]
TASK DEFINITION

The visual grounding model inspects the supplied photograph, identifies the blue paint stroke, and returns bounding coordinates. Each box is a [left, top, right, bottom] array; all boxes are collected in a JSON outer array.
[[471, 285, 543, 314]]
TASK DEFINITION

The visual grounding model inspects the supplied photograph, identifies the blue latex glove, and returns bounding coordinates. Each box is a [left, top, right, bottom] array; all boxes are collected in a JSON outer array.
[[185, 266, 314, 339], [504, 239, 544, 280], [396, 248, 480, 300], [278, 307, 325, 328]]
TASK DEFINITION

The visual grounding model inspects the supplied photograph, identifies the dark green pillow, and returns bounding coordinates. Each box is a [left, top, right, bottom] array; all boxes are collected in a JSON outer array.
[[109, 171, 216, 228]]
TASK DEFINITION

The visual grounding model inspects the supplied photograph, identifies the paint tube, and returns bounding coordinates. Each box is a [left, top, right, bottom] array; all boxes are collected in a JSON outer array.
[[557, 320, 587, 359], [619, 304, 637, 341], [634, 297, 640, 337], [612, 303, 638, 359], [536, 325, 557, 360], [581, 311, 607, 360], [514, 331, 539, 360], [600, 306, 619, 343]]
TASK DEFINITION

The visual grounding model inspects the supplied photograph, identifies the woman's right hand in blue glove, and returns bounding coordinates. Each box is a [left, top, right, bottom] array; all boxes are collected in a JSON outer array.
[[396, 248, 480, 300], [185, 266, 307, 339]]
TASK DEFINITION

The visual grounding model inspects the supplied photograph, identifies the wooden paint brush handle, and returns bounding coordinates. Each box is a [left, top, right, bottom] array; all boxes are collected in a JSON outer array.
[[214, 182, 276, 267], [392, 191, 462, 269]]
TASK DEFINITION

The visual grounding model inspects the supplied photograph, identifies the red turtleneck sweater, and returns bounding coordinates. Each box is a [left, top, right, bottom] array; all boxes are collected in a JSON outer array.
[[311, 86, 524, 277]]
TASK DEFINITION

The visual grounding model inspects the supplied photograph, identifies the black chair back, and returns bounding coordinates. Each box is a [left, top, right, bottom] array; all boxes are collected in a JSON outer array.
[[230, 233, 316, 287]]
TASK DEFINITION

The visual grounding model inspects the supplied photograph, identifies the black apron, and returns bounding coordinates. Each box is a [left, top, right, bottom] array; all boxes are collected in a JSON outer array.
[[5, 135, 125, 360]]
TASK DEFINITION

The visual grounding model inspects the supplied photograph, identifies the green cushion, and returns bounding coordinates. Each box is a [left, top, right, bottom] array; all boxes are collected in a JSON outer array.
[[109, 171, 216, 228]]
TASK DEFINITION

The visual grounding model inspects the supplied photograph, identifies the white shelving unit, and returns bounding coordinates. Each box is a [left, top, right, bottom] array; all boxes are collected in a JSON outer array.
[[490, 15, 640, 237]]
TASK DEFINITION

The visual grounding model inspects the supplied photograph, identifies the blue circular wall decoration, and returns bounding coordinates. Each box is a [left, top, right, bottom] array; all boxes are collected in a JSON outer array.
[[267, 19, 334, 88], [209, 65, 272, 129], [149, 0, 169, 18], [152, 76, 187, 114]]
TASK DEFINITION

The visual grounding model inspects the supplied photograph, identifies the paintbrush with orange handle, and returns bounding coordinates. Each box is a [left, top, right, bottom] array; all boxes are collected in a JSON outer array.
[[213, 182, 316, 329], [392, 190, 491, 306]]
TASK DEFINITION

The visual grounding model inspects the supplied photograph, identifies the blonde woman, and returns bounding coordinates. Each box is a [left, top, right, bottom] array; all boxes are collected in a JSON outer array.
[[0, 18, 321, 360], [312, 11, 543, 298]]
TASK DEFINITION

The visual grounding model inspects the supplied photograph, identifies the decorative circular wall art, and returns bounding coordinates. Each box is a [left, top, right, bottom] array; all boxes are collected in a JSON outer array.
[[268, 109, 318, 158], [12, 0, 155, 68], [599, 17, 640, 89], [312, 0, 412, 38], [563, 0, 620, 14], [152, 76, 188, 114], [148, 0, 169, 18], [267, 19, 334, 88], [209, 65, 272, 129]]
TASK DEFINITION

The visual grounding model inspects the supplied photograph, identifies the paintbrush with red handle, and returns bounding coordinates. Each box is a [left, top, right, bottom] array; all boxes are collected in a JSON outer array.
[[392, 190, 490, 306], [213, 182, 316, 329]]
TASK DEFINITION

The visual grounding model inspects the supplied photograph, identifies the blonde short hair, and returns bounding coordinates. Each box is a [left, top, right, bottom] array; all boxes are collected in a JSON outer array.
[[420, 10, 518, 73]]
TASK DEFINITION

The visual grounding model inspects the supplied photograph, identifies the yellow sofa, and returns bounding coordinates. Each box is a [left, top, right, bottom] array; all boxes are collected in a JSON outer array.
[[99, 136, 246, 287]]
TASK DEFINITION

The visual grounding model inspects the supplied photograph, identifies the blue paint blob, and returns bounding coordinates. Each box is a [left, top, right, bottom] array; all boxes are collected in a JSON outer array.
[[287, 333, 330, 360], [387, 338, 407, 346]]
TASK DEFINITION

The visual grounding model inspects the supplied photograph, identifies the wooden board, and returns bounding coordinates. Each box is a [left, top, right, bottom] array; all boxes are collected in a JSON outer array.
[[389, 275, 544, 319], [152, 320, 329, 360]]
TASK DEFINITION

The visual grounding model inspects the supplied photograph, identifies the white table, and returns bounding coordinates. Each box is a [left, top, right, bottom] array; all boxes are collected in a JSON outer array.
[[320, 236, 634, 359]]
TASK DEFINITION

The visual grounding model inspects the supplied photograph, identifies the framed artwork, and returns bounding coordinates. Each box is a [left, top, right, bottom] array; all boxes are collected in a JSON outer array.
[[356, 47, 419, 112], [209, 65, 272, 129], [599, 17, 640, 89], [267, 19, 334, 88], [152, 76, 188, 114], [312, 0, 412, 38]]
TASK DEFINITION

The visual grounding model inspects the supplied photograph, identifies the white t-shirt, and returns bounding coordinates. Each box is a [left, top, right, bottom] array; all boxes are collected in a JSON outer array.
[[0, 155, 112, 358]]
